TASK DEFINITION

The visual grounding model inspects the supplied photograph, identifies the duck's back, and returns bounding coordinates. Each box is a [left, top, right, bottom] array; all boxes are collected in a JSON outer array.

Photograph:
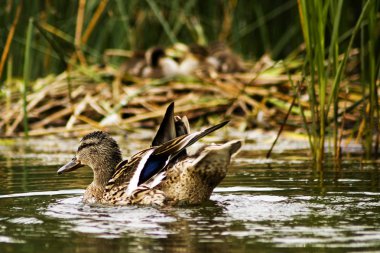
[[157, 140, 242, 205], [102, 150, 146, 204]]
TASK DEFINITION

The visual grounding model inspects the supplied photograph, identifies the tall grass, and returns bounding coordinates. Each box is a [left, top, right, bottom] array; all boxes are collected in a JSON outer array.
[[298, 0, 377, 166], [0, 1, 369, 79], [0, 0, 305, 80], [22, 17, 34, 137], [361, 0, 380, 158], [298, 0, 329, 165]]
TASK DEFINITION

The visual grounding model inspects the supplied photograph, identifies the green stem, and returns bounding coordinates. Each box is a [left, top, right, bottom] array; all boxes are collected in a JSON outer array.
[[22, 17, 34, 138], [146, 0, 177, 44]]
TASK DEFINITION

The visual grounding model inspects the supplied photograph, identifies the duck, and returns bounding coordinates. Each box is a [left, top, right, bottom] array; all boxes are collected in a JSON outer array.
[[118, 50, 146, 78], [173, 44, 210, 76], [57, 102, 242, 206], [120, 47, 179, 79], [142, 47, 179, 78], [206, 42, 246, 73]]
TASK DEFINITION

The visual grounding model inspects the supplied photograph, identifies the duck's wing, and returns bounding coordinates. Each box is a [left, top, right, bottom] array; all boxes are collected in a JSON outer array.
[[151, 102, 191, 147], [154, 120, 228, 156], [151, 102, 176, 147], [174, 115, 190, 136], [105, 149, 150, 190], [119, 51, 147, 77], [126, 120, 229, 195], [173, 115, 190, 160], [151, 102, 191, 160]]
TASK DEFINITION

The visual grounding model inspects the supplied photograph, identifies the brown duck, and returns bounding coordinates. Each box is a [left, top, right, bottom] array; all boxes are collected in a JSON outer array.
[[57, 102, 242, 206]]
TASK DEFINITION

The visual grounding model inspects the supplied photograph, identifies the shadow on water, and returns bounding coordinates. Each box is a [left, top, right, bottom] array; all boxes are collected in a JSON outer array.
[[0, 136, 380, 253]]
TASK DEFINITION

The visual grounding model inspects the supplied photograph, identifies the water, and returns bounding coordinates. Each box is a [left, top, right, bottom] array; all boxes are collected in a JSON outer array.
[[0, 135, 380, 253]]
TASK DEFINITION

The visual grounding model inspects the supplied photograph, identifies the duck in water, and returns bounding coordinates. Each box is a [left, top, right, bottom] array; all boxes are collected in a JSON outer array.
[[57, 102, 242, 206]]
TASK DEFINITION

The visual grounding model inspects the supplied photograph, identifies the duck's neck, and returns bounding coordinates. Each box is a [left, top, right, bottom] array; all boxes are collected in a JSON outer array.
[[83, 159, 121, 203], [93, 167, 114, 188]]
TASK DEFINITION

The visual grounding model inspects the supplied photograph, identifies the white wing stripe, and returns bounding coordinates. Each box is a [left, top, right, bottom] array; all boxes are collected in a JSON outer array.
[[149, 171, 166, 189], [126, 149, 154, 196]]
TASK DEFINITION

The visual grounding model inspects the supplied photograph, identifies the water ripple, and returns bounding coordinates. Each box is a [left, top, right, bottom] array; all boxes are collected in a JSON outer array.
[[0, 189, 84, 199]]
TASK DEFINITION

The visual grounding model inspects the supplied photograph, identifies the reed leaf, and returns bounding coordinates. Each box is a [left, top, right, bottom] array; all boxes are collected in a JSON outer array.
[[22, 17, 34, 137], [0, 2, 22, 81], [145, 0, 177, 44]]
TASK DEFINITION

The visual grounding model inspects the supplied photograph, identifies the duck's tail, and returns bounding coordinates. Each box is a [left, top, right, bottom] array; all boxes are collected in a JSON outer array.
[[190, 139, 243, 187]]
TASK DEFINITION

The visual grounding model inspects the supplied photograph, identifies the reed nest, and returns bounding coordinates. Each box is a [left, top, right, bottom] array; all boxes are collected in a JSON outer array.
[[0, 52, 372, 138]]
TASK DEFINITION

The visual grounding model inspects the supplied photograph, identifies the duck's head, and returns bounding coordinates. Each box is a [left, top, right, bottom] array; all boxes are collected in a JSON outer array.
[[146, 47, 166, 68], [143, 47, 179, 78], [57, 131, 122, 184]]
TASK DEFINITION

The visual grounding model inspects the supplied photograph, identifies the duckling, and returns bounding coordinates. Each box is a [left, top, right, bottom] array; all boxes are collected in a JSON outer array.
[[119, 47, 179, 79], [141, 47, 179, 78], [57, 103, 242, 206], [118, 50, 147, 77], [175, 44, 210, 76], [206, 42, 246, 73]]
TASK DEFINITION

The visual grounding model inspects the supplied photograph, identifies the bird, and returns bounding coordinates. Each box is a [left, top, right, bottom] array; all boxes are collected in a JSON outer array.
[[141, 47, 180, 78], [206, 42, 246, 73], [170, 42, 247, 76], [119, 47, 179, 79], [174, 44, 210, 76], [57, 103, 242, 206]]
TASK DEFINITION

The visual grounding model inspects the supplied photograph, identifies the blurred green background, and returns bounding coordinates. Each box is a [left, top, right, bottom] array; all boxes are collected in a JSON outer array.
[[0, 0, 367, 80]]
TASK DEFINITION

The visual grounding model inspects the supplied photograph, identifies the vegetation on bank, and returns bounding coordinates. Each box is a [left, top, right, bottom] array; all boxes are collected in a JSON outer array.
[[0, 0, 379, 165]]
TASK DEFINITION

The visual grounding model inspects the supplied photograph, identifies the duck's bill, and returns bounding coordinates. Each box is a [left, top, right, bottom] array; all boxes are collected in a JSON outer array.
[[57, 158, 84, 175]]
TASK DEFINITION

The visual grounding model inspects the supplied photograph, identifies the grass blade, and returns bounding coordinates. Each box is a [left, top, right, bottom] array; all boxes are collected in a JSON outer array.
[[23, 17, 34, 137], [146, 0, 177, 44]]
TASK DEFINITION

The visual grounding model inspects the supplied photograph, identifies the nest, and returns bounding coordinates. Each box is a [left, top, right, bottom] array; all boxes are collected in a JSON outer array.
[[0, 51, 369, 138]]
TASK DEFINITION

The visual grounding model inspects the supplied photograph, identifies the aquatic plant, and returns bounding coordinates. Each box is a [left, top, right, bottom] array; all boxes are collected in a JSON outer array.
[[297, 0, 379, 166]]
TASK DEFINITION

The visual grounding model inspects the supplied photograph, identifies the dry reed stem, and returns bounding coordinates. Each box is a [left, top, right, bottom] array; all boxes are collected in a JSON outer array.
[[0, 59, 376, 137], [0, 2, 22, 80], [31, 107, 73, 129], [26, 124, 94, 136], [81, 0, 109, 44], [74, 0, 87, 65]]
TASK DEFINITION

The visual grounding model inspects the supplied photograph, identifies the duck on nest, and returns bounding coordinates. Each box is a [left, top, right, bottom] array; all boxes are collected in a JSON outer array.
[[206, 41, 246, 73], [57, 102, 243, 206], [120, 47, 179, 79]]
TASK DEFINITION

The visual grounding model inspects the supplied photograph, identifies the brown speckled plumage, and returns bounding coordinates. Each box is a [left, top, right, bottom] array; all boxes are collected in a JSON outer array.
[[57, 103, 242, 206]]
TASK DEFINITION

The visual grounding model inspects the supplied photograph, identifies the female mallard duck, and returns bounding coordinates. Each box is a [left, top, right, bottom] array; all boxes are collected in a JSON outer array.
[[57, 103, 242, 206]]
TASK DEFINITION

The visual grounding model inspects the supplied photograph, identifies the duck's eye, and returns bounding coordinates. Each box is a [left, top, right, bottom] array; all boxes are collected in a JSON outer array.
[[77, 142, 96, 152]]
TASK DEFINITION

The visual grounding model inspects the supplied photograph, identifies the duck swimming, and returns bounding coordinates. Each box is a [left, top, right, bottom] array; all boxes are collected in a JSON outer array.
[[57, 103, 242, 206]]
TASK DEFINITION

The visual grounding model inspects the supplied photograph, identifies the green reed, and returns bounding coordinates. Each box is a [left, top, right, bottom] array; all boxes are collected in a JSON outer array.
[[22, 17, 34, 137], [361, 0, 380, 158], [5, 56, 13, 133], [298, 0, 374, 166], [298, 0, 327, 165], [0, 0, 304, 79]]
